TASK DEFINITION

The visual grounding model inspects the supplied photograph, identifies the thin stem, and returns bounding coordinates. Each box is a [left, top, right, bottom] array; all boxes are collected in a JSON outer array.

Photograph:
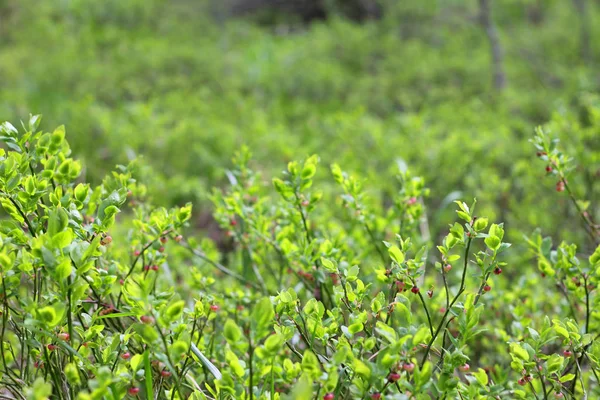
[[154, 312, 184, 398], [527, 380, 540, 400], [4, 194, 37, 237], [0, 274, 22, 388], [583, 353, 600, 385], [43, 347, 64, 400], [117, 231, 171, 307], [557, 281, 578, 324], [292, 315, 324, 369], [293, 193, 333, 308], [248, 337, 254, 400], [416, 289, 434, 336], [364, 222, 387, 265], [420, 236, 472, 367], [535, 366, 548, 400], [177, 238, 264, 292], [570, 350, 587, 398], [562, 178, 599, 244], [473, 271, 492, 306], [67, 276, 74, 363], [583, 275, 590, 334]]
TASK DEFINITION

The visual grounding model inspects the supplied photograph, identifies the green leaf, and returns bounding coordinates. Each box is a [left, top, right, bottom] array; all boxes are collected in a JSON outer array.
[[352, 358, 371, 379], [301, 350, 321, 378], [52, 229, 74, 249], [289, 374, 313, 400], [546, 354, 564, 374], [264, 334, 284, 353], [456, 211, 471, 222], [55, 258, 72, 280], [320, 257, 337, 273], [509, 343, 529, 361], [74, 183, 89, 203], [473, 368, 489, 386], [415, 361, 433, 389], [133, 323, 158, 344], [473, 217, 488, 231], [223, 319, 243, 344], [331, 164, 344, 183], [176, 203, 192, 223], [375, 321, 397, 344], [489, 224, 504, 241], [485, 236, 501, 251], [37, 306, 57, 324], [301, 164, 316, 180], [251, 297, 274, 341], [348, 322, 364, 334], [554, 324, 569, 339], [589, 244, 600, 266], [388, 245, 405, 264], [130, 354, 143, 371], [81, 235, 102, 265], [560, 374, 576, 382], [48, 208, 69, 236], [164, 300, 185, 323], [0, 253, 11, 271]]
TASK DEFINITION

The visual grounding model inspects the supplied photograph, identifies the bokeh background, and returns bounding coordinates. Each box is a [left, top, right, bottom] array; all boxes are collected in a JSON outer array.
[[0, 0, 598, 250]]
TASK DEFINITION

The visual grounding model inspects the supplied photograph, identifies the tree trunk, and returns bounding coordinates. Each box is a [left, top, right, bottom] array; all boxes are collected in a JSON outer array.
[[572, 0, 591, 63], [479, 0, 507, 91]]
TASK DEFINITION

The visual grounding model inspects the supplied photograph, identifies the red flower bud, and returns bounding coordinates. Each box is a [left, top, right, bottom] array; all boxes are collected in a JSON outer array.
[[128, 387, 140, 396], [121, 352, 131, 360], [411, 286, 419, 294], [57, 332, 70, 341], [210, 305, 219, 312], [388, 372, 401, 382], [403, 363, 415, 373], [323, 394, 334, 400]]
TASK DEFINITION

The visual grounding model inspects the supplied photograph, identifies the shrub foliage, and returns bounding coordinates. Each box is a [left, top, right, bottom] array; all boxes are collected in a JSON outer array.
[[0, 116, 598, 399]]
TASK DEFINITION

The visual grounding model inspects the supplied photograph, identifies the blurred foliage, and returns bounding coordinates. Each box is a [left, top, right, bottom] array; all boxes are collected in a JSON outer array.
[[0, 0, 598, 247]]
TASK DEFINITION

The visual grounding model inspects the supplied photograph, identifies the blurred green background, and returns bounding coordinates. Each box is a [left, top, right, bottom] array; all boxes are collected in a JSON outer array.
[[0, 0, 598, 248]]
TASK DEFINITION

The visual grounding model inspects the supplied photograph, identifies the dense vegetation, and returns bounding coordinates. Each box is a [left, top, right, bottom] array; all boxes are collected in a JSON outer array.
[[0, 0, 598, 399]]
